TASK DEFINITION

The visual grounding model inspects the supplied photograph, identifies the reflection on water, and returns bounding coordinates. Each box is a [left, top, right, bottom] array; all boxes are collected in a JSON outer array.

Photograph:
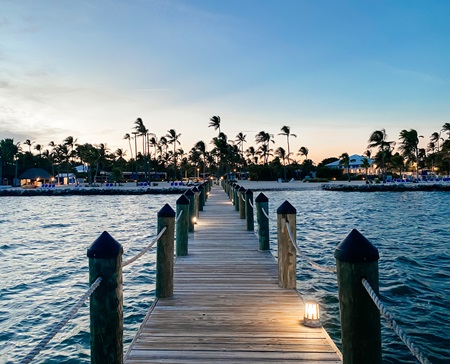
[[1, 190, 449, 363]]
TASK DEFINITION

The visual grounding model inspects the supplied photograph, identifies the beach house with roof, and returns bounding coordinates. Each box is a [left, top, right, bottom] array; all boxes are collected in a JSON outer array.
[[325, 154, 376, 175]]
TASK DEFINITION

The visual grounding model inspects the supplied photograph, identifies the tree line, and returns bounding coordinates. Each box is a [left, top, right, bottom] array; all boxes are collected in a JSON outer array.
[[1, 117, 449, 184]]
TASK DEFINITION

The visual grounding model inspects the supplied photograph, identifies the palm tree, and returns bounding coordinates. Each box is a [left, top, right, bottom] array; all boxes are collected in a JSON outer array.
[[361, 157, 371, 181], [339, 152, 350, 182], [367, 129, 395, 182], [245, 146, 257, 165], [257, 144, 273, 165], [23, 139, 34, 153], [255, 131, 274, 165], [209, 115, 221, 134], [278, 126, 297, 164], [442, 123, 450, 139], [398, 129, 422, 179], [298, 146, 309, 161], [275, 147, 287, 181], [123, 133, 134, 160], [235, 132, 247, 172], [166, 129, 181, 178]]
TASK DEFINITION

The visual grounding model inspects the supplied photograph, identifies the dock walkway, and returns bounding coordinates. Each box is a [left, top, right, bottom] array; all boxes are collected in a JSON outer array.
[[124, 187, 342, 363]]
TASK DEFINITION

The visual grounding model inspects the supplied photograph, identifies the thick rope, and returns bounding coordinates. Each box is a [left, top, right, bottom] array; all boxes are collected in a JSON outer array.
[[122, 226, 167, 268], [261, 207, 276, 221], [248, 200, 254, 209], [241, 194, 246, 202], [175, 209, 183, 223], [285, 220, 336, 273], [361, 278, 431, 364], [19, 277, 103, 364]]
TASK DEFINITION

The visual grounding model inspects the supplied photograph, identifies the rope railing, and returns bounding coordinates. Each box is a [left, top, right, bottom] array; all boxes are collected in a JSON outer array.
[[249, 200, 254, 209], [285, 220, 337, 273], [261, 207, 276, 221], [241, 194, 246, 202], [19, 276, 103, 364], [361, 278, 431, 364], [122, 226, 168, 268], [175, 209, 183, 223]]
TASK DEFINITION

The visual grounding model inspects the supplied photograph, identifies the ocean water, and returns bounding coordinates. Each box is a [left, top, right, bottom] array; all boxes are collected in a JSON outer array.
[[1, 189, 449, 363]]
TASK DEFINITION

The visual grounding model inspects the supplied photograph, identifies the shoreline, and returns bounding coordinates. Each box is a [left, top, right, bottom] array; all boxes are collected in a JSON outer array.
[[1, 180, 450, 196]]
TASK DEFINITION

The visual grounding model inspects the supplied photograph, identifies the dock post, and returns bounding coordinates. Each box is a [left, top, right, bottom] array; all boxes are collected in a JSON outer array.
[[87, 231, 123, 364], [184, 189, 195, 232], [335, 229, 381, 364], [176, 195, 190, 256], [238, 186, 246, 219], [255, 193, 269, 250], [245, 189, 254, 231], [156, 204, 176, 298], [234, 184, 239, 211], [198, 184, 205, 211], [276, 201, 297, 289], [192, 186, 200, 219]]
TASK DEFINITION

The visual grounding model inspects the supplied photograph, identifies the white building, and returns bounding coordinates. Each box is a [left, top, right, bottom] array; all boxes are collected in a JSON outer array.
[[325, 154, 376, 175]]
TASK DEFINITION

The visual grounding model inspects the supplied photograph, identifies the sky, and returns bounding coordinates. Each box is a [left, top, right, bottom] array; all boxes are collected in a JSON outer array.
[[1, 0, 449, 163]]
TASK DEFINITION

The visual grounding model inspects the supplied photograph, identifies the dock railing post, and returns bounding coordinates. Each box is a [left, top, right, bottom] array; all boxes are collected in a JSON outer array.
[[276, 201, 297, 289], [198, 184, 205, 211], [255, 193, 269, 250], [192, 186, 200, 219], [156, 204, 175, 298], [245, 189, 254, 231], [184, 189, 195, 232], [87, 231, 123, 364], [335, 229, 381, 364], [238, 186, 246, 219], [176, 195, 190, 256], [234, 184, 239, 211]]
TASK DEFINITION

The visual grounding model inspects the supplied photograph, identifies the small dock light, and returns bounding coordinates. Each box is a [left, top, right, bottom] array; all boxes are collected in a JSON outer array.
[[193, 216, 197, 224], [303, 301, 320, 327]]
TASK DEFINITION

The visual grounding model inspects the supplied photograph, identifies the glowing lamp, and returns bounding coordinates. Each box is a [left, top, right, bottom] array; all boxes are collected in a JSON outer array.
[[193, 216, 197, 224], [303, 301, 320, 327]]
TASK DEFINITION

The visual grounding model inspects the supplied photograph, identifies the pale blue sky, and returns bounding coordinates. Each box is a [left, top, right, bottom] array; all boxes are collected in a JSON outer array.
[[1, 0, 449, 162]]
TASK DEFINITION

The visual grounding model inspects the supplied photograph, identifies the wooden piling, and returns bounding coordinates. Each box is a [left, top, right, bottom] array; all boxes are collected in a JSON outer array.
[[335, 229, 381, 364], [156, 204, 175, 298], [198, 184, 205, 212], [245, 189, 254, 231], [233, 184, 239, 211], [87, 231, 123, 364], [276, 201, 297, 289], [255, 193, 270, 251], [238, 186, 246, 219], [192, 186, 200, 219], [176, 195, 190, 256], [184, 189, 195, 232]]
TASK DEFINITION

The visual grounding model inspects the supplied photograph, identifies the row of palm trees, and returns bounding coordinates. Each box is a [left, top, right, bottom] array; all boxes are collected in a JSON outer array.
[[1, 118, 449, 184], [337, 124, 450, 181]]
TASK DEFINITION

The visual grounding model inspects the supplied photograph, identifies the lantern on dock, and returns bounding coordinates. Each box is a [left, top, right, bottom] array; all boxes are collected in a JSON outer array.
[[303, 301, 320, 327]]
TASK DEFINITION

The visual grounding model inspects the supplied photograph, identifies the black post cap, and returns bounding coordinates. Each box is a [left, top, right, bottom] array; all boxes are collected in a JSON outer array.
[[198, 184, 204, 190], [87, 231, 123, 259], [276, 200, 296, 214], [184, 189, 194, 196], [334, 229, 379, 263], [245, 189, 253, 195], [238, 186, 246, 192], [255, 192, 268, 202], [158, 203, 176, 217], [176, 194, 190, 205], [192, 186, 199, 192]]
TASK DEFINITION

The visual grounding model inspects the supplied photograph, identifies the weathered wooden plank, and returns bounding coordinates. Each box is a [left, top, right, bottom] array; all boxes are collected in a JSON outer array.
[[124, 186, 341, 363]]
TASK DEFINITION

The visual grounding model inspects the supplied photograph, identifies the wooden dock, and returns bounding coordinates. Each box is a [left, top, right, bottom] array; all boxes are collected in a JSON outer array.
[[124, 187, 342, 363]]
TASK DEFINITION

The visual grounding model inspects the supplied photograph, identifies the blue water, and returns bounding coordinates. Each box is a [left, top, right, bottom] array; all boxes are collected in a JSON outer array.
[[1, 189, 449, 363]]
